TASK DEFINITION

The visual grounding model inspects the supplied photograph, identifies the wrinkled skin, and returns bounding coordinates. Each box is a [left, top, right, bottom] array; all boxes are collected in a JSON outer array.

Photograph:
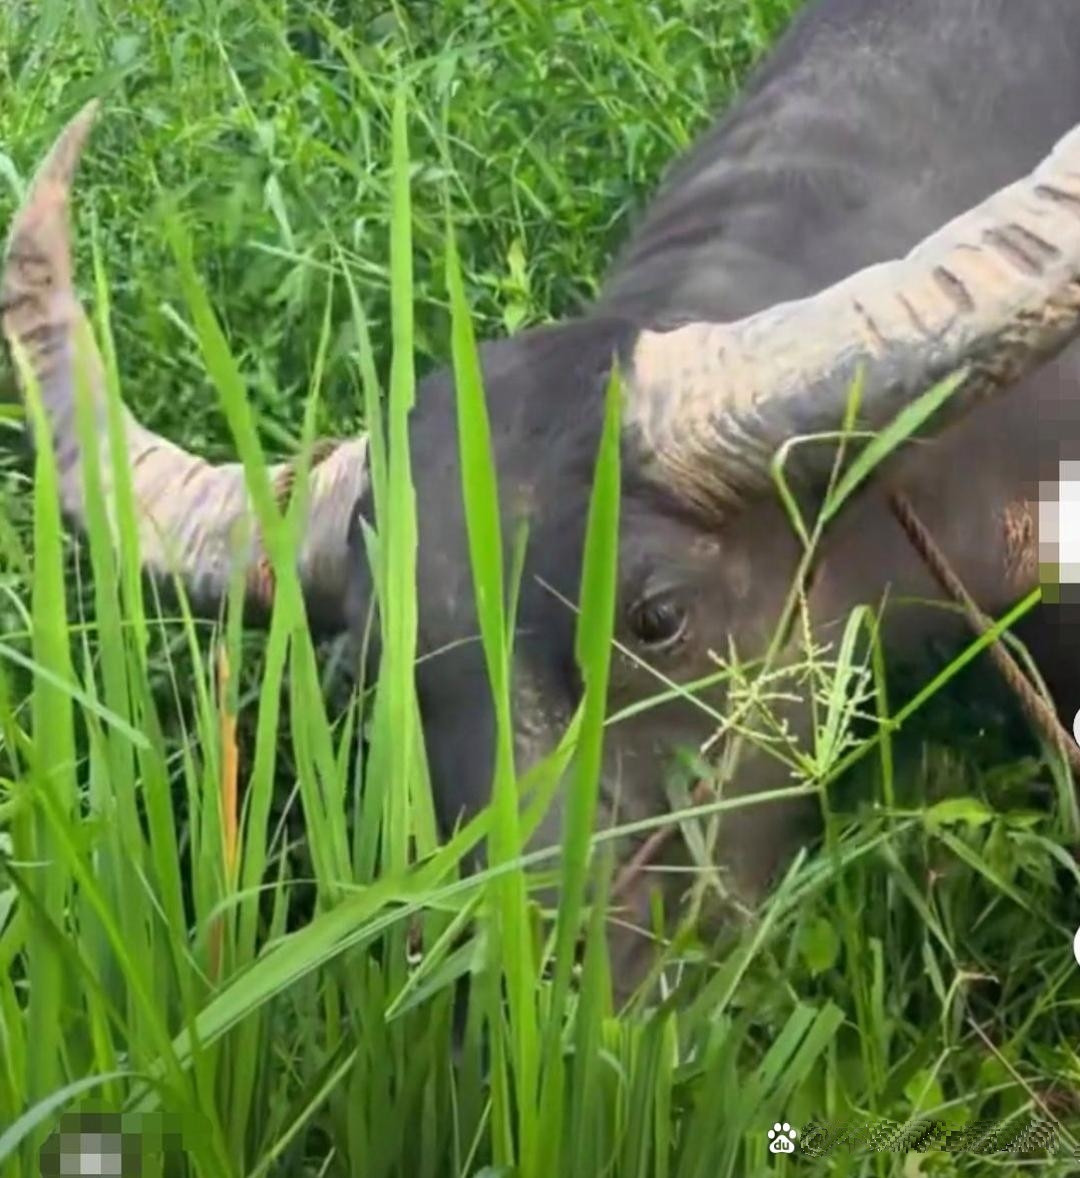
[[340, 0, 1080, 985]]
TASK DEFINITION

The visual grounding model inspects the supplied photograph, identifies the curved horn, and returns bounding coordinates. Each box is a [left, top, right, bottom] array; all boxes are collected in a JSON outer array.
[[2, 103, 368, 631], [628, 122, 1080, 513]]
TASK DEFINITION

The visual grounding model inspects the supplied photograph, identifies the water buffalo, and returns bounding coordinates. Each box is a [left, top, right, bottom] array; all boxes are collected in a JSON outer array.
[[6, 0, 1080, 988]]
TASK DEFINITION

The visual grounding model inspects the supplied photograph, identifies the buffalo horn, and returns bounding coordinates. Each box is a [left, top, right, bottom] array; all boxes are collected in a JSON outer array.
[[1, 102, 368, 630], [629, 122, 1080, 513]]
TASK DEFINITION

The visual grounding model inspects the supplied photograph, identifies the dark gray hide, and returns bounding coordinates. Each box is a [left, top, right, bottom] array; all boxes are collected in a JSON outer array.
[[388, 0, 1080, 980], [8, 0, 1080, 991], [378, 0, 1080, 981]]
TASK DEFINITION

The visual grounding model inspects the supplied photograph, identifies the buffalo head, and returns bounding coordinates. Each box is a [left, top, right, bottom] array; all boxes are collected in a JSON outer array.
[[4, 102, 1076, 987]]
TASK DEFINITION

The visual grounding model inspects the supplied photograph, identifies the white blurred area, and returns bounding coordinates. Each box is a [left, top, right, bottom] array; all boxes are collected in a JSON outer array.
[[1040, 460, 1080, 584]]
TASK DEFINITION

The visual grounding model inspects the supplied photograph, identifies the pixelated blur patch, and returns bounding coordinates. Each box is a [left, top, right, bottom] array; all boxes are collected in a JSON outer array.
[[1039, 460, 1080, 604], [38, 1111, 185, 1177]]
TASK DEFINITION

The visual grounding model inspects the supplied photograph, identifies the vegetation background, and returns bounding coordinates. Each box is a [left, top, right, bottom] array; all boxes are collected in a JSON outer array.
[[1, 0, 1079, 1175]]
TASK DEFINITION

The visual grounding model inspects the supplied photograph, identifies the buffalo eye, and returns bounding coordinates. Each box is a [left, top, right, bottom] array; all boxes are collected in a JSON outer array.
[[628, 592, 688, 651]]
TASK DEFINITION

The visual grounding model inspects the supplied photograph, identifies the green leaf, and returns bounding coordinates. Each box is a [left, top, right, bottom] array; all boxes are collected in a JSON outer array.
[[798, 916, 841, 976], [821, 369, 967, 524], [924, 797, 995, 830]]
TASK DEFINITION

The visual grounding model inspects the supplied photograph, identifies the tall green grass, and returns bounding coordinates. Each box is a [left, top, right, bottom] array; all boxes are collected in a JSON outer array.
[[0, 77, 843, 1178], [2, 2, 1080, 1175]]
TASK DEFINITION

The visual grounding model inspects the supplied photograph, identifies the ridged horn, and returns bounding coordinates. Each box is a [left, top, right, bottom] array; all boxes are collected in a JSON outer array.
[[1, 102, 369, 631], [628, 121, 1080, 513]]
